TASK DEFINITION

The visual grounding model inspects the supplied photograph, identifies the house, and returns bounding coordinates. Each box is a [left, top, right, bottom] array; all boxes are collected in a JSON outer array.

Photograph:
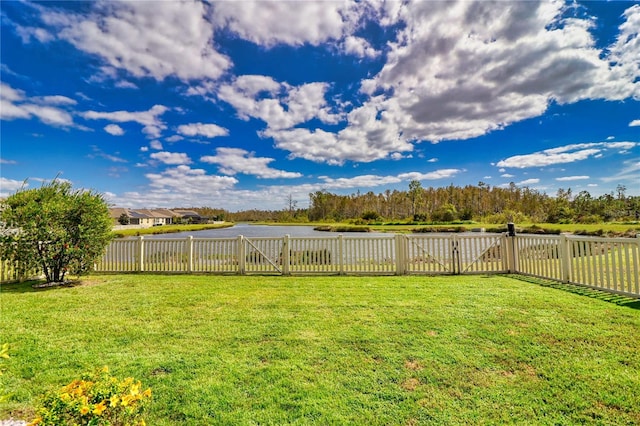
[[109, 208, 155, 226], [135, 209, 174, 226], [172, 209, 203, 224]]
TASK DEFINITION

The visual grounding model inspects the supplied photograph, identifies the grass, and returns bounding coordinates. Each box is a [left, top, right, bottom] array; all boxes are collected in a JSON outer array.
[[258, 221, 640, 237], [112, 222, 234, 238], [1, 275, 639, 425]]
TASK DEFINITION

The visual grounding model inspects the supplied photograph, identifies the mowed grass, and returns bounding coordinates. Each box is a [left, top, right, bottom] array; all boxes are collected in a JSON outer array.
[[1, 275, 639, 425]]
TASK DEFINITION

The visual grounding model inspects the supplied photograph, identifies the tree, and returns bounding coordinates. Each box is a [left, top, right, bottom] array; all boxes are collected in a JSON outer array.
[[117, 212, 130, 225], [0, 180, 113, 283], [408, 180, 423, 218]]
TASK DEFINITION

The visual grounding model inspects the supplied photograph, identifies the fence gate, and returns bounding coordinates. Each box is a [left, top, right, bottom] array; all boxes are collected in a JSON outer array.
[[405, 235, 456, 274], [403, 234, 508, 275], [242, 237, 284, 274], [455, 234, 509, 274]]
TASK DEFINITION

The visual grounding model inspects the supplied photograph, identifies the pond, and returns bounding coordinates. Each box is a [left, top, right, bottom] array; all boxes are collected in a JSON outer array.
[[145, 223, 392, 239]]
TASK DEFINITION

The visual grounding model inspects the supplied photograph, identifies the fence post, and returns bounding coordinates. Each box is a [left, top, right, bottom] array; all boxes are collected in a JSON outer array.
[[187, 236, 194, 273], [506, 223, 517, 273], [137, 236, 145, 272], [338, 234, 344, 275], [395, 234, 406, 275], [238, 235, 245, 275], [560, 234, 571, 283], [282, 234, 291, 275]]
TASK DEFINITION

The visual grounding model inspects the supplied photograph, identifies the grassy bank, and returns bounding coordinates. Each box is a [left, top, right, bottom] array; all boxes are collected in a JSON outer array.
[[1, 275, 639, 424], [257, 221, 640, 237], [112, 222, 234, 238]]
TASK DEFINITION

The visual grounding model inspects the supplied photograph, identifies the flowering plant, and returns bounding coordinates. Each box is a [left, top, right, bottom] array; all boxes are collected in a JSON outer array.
[[28, 366, 151, 426]]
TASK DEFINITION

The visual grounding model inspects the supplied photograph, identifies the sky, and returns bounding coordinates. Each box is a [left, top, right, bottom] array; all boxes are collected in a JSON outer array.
[[1, 0, 639, 211]]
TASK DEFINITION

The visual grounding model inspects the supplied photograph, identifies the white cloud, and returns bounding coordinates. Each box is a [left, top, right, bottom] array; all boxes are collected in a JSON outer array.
[[0, 177, 28, 195], [556, 176, 590, 181], [150, 151, 192, 165], [600, 158, 640, 184], [356, 1, 640, 147], [0, 159, 17, 165], [629, 120, 640, 127], [342, 36, 379, 58], [150, 140, 163, 150], [104, 124, 124, 136], [397, 169, 462, 181], [218, 76, 341, 131], [211, 1, 365, 47], [517, 178, 540, 186], [82, 105, 168, 138], [496, 142, 639, 168], [33, 95, 77, 105], [146, 165, 237, 194], [39, 1, 230, 82], [0, 83, 75, 127], [177, 123, 229, 138], [200, 147, 302, 179], [165, 135, 184, 143]]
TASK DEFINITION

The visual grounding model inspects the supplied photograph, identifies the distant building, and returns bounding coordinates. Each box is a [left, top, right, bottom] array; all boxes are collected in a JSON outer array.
[[109, 208, 203, 226]]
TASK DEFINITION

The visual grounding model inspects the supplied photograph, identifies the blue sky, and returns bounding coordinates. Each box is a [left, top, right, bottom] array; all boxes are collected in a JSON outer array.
[[1, 0, 639, 211]]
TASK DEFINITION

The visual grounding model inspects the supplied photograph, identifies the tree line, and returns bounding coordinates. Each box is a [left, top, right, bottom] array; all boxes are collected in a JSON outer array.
[[191, 182, 639, 224]]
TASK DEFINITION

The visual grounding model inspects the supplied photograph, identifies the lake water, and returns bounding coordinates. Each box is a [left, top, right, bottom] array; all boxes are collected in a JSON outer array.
[[146, 223, 392, 239]]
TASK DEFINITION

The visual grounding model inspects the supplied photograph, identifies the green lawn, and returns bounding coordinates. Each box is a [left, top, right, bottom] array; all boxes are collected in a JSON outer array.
[[1, 275, 639, 425]]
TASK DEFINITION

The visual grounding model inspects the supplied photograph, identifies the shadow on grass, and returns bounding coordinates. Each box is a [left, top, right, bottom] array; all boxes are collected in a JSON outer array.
[[507, 274, 640, 310], [0, 280, 80, 293]]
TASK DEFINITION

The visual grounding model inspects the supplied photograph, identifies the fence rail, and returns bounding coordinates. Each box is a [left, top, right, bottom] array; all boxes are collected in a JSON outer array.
[[3, 232, 639, 298]]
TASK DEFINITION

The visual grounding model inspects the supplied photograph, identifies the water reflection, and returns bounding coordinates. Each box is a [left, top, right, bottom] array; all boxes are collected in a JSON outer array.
[[145, 223, 392, 239]]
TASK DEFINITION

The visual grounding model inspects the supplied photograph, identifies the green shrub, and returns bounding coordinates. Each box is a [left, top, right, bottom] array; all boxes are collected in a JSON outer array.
[[29, 367, 151, 426]]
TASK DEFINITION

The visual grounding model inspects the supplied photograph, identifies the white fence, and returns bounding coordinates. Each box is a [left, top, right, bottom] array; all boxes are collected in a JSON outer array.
[[94, 234, 512, 277], [3, 233, 638, 298]]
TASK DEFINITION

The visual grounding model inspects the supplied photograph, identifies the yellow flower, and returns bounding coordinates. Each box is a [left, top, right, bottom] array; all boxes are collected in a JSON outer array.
[[93, 401, 107, 415], [121, 395, 132, 407], [130, 383, 140, 396], [26, 417, 42, 426], [80, 406, 90, 415], [142, 388, 152, 398], [110, 396, 120, 407], [138, 419, 146, 426]]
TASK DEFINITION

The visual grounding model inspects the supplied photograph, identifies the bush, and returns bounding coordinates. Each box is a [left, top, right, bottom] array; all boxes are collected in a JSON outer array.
[[0, 180, 113, 283], [29, 366, 151, 426]]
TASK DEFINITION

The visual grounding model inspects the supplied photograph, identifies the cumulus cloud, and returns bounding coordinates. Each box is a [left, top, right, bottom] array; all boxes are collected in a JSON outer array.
[[150, 151, 192, 165], [200, 147, 302, 179], [260, 98, 413, 164], [146, 165, 237, 193], [0, 83, 76, 127], [496, 142, 639, 168], [211, 1, 364, 47], [218, 76, 341, 130], [38, 1, 230, 82], [104, 124, 124, 136], [630, 120, 640, 127], [82, 105, 168, 138], [342, 36, 379, 58], [357, 1, 640, 146], [0, 177, 27, 196], [177, 123, 228, 138]]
